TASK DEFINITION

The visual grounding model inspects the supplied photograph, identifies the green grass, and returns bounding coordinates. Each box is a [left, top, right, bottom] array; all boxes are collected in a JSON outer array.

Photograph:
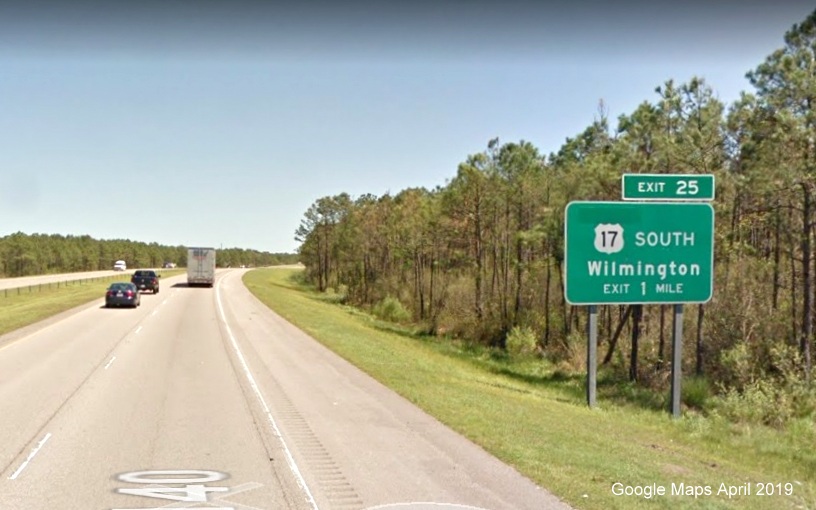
[[244, 268, 816, 510], [0, 270, 186, 337]]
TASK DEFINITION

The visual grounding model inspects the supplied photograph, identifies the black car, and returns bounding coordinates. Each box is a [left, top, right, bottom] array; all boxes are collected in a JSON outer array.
[[105, 282, 141, 308], [131, 270, 160, 294]]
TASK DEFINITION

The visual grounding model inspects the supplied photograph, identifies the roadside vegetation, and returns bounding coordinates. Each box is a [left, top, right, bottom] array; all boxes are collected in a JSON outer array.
[[0, 233, 298, 277], [293, 12, 816, 433], [245, 268, 815, 510]]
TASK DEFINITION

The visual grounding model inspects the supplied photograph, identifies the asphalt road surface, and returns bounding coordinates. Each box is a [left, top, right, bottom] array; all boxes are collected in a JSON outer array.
[[0, 269, 571, 510]]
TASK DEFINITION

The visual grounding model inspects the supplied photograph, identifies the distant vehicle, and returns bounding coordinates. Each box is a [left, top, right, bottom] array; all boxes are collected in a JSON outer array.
[[131, 269, 160, 294], [163, 261, 177, 268], [187, 247, 216, 287], [105, 282, 141, 308], [113, 260, 127, 271]]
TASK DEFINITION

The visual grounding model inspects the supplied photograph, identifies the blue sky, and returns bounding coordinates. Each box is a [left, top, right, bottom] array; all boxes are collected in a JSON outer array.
[[1, 0, 814, 253]]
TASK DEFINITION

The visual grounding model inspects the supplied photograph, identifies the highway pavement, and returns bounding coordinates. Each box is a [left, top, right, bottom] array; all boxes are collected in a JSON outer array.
[[0, 269, 571, 510]]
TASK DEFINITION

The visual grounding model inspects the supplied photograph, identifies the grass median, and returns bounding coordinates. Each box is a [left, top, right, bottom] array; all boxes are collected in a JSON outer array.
[[0, 270, 186, 337], [243, 267, 816, 510]]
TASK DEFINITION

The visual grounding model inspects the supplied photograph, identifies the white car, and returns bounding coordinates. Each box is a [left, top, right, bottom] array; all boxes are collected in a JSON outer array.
[[113, 260, 127, 271]]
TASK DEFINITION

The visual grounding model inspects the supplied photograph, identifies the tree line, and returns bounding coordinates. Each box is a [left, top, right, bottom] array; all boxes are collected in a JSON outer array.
[[295, 11, 816, 424], [0, 232, 298, 276]]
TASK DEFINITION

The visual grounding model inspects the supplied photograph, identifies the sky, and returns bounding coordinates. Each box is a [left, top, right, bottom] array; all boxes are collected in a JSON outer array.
[[1, 0, 814, 254]]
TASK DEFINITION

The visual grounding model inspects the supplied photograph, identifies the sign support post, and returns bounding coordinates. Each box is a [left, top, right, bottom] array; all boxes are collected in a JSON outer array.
[[670, 304, 684, 419], [587, 305, 598, 408]]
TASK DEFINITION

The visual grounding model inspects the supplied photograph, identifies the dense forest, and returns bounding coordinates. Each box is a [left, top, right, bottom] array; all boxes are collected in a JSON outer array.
[[295, 12, 816, 425], [0, 232, 298, 276]]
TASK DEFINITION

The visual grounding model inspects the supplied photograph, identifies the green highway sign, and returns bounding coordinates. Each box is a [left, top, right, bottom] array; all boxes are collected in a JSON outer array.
[[622, 174, 715, 201], [564, 201, 714, 305]]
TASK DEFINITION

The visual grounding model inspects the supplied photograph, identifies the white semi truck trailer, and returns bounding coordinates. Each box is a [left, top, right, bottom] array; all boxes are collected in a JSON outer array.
[[187, 247, 216, 287]]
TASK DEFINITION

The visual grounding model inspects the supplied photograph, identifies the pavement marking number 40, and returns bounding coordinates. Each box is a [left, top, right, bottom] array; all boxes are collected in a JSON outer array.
[[113, 470, 234, 510]]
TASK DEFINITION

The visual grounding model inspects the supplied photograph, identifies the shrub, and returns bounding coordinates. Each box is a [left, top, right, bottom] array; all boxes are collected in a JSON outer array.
[[372, 296, 412, 323], [547, 329, 585, 368], [321, 284, 348, 304], [717, 341, 758, 391], [714, 379, 786, 427], [432, 276, 503, 344], [682, 376, 711, 410], [712, 344, 816, 427], [506, 325, 538, 357]]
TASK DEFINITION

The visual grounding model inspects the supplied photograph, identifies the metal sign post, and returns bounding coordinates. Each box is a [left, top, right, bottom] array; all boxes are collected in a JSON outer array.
[[587, 305, 598, 408], [670, 304, 684, 418]]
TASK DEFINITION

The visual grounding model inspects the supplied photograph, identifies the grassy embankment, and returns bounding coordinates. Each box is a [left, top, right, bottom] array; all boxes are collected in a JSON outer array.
[[244, 267, 816, 510], [0, 270, 186, 336]]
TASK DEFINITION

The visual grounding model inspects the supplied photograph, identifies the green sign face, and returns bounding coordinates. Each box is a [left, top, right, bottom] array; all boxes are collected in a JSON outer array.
[[622, 174, 715, 201], [564, 202, 714, 305]]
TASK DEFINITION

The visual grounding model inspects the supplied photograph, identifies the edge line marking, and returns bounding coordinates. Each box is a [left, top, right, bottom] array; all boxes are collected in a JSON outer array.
[[216, 277, 320, 510]]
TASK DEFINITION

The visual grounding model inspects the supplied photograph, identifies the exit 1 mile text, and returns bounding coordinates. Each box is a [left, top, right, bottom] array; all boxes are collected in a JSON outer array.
[[604, 282, 684, 295]]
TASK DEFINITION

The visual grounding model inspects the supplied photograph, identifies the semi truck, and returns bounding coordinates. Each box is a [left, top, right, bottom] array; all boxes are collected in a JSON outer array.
[[187, 247, 216, 287]]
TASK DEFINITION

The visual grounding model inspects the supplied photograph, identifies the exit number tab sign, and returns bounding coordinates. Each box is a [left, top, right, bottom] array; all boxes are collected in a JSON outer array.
[[622, 174, 715, 201]]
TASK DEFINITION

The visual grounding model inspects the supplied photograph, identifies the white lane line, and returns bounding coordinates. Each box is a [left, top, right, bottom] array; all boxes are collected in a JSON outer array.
[[161, 299, 168, 306], [135, 326, 142, 335], [215, 278, 319, 510], [8, 432, 52, 480], [151, 310, 157, 317], [104, 356, 116, 370]]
